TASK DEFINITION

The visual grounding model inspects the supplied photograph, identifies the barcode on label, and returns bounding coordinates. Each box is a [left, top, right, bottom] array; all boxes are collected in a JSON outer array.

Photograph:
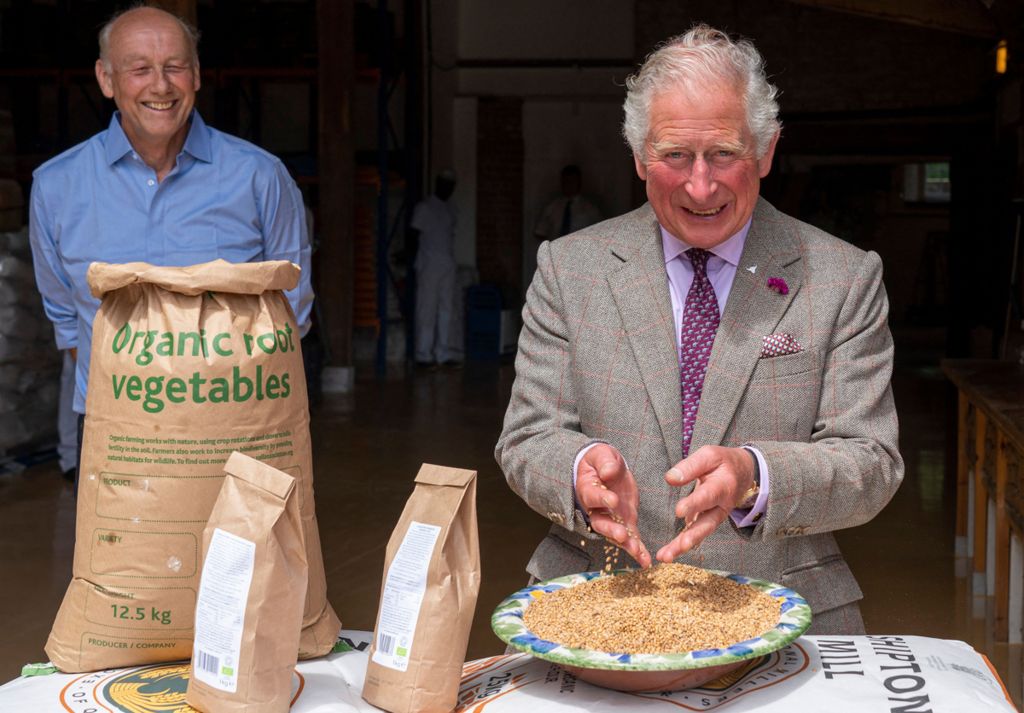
[[378, 633, 395, 655], [196, 650, 220, 675]]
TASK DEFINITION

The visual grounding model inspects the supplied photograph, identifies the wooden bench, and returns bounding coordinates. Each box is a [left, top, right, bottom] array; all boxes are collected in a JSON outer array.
[[943, 359, 1024, 643]]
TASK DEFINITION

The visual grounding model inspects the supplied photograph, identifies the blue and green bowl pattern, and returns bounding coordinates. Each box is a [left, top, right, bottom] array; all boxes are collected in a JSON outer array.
[[491, 569, 812, 672]]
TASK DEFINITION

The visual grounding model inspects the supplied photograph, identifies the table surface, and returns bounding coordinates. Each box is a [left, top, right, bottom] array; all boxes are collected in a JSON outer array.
[[0, 633, 1017, 713]]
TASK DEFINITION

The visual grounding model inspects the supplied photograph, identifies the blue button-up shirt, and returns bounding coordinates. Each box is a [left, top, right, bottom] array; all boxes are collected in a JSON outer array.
[[29, 111, 313, 413]]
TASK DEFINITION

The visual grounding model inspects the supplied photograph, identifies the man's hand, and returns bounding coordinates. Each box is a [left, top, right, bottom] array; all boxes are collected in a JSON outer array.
[[69, 347, 77, 361], [656, 446, 756, 563], [575, 444, 652, 568]]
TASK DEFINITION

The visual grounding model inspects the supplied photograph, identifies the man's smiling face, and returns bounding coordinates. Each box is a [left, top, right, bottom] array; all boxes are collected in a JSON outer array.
[[95, 7, 199, 154], [635, 81, 777, 248]]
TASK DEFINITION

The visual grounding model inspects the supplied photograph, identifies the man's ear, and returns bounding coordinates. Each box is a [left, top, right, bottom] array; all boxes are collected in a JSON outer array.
[[634, 153, 648, 181], [192, 60, 201, 92], [757, 131, 780, 179], [95, 60, 114, 99]]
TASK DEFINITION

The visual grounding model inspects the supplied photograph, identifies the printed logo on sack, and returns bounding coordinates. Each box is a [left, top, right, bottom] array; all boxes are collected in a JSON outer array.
[[455, 645, 809, 712], [59, 662, 304, 712], [631, 644, 810, 710]]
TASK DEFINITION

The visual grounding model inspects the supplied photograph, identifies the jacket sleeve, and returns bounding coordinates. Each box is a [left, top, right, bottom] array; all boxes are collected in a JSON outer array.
[[495, 240, 593, 535]]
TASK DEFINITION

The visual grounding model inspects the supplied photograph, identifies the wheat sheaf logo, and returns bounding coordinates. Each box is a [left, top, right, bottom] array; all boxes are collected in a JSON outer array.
[[60, 662, 304, 712], [101, 663, 193, 712]]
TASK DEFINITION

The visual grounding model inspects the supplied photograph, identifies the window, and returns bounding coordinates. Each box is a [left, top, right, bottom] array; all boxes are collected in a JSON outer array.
[[903, 162, 950, 204]]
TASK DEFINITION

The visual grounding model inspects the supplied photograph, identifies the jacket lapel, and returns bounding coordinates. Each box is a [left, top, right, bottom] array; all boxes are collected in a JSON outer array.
[[606, 208, 684, 465], [689, 198, 804, 450]]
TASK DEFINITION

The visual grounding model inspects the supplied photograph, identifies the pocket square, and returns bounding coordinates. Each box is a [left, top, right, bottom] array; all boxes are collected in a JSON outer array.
[[761, 333, 804, 358]]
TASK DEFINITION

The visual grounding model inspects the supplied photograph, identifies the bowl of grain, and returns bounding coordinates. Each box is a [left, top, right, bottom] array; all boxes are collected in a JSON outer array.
[[491, 562, 812, 692]]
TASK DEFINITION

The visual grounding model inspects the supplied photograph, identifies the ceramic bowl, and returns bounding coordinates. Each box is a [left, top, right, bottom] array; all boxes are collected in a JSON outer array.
[[491, 568, 812, 693]]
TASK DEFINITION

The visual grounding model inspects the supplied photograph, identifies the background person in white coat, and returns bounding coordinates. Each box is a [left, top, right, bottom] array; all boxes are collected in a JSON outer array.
[[411, 169, 458, 367]]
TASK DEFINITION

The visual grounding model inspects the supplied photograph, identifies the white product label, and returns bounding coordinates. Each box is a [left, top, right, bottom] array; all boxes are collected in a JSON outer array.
[[371, 521, 442, 671], [191, 528, 256, 693]]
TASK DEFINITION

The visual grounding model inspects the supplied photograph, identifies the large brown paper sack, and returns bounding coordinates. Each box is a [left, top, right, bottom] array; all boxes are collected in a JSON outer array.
[[45, 259, 339, 672], [362, 464, 480, 713], [187, 452, 307, 713]]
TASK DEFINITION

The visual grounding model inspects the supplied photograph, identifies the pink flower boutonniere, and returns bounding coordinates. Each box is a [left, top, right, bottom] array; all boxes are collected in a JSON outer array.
[[767, 277, 789, 295]]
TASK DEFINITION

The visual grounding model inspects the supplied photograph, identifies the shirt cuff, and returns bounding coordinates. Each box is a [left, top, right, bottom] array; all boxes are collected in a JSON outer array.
[[731, 446, 770, 528]]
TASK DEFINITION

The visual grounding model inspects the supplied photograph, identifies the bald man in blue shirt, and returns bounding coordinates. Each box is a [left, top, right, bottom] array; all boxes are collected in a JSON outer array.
[[29, 6, 312, 460]]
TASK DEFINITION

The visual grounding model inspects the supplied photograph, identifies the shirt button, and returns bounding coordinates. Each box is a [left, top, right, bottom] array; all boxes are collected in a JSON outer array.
[[147, 179, 155, 186]]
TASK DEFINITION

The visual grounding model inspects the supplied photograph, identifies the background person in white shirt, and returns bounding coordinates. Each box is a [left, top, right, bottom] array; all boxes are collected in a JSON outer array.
[[411, 169, 458, 367]]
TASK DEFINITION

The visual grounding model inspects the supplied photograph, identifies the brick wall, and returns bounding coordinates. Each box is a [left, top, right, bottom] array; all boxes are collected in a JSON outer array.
[[476, 96, 524, 302]]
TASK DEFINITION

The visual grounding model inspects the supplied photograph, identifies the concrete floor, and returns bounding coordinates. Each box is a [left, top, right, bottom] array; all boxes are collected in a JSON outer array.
[[0, 358, 1020, 708]]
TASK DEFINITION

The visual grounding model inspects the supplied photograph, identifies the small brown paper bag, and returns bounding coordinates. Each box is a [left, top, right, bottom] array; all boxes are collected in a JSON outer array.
[[186, 451, 307, 713], [362, 464, 480, 713]]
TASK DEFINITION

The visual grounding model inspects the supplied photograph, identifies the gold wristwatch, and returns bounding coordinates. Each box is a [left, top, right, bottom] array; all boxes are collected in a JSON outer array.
[[736, 448, 761, 510]]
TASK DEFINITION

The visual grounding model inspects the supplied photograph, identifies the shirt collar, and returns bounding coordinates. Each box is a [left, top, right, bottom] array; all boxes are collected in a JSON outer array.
[[182, 111, 211, 163], [103, 110, 212, 166], [660, 217, 753, 267], [103, 113, 133, 165]]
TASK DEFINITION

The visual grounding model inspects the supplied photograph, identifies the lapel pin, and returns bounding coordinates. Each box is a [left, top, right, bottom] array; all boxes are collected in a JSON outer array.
[[747, 265, 757, 274]]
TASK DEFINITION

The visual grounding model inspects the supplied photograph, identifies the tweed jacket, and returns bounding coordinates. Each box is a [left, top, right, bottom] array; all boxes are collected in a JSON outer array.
[[495, 197, 904, 616]]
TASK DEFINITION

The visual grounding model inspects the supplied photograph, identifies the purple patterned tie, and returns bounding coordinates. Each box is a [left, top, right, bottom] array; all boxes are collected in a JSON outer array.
[[679, 248, 720, 457]]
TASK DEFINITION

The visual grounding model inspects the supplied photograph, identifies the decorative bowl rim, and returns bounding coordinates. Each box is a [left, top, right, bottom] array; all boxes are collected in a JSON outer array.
[[491, 568, 812, 672]]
